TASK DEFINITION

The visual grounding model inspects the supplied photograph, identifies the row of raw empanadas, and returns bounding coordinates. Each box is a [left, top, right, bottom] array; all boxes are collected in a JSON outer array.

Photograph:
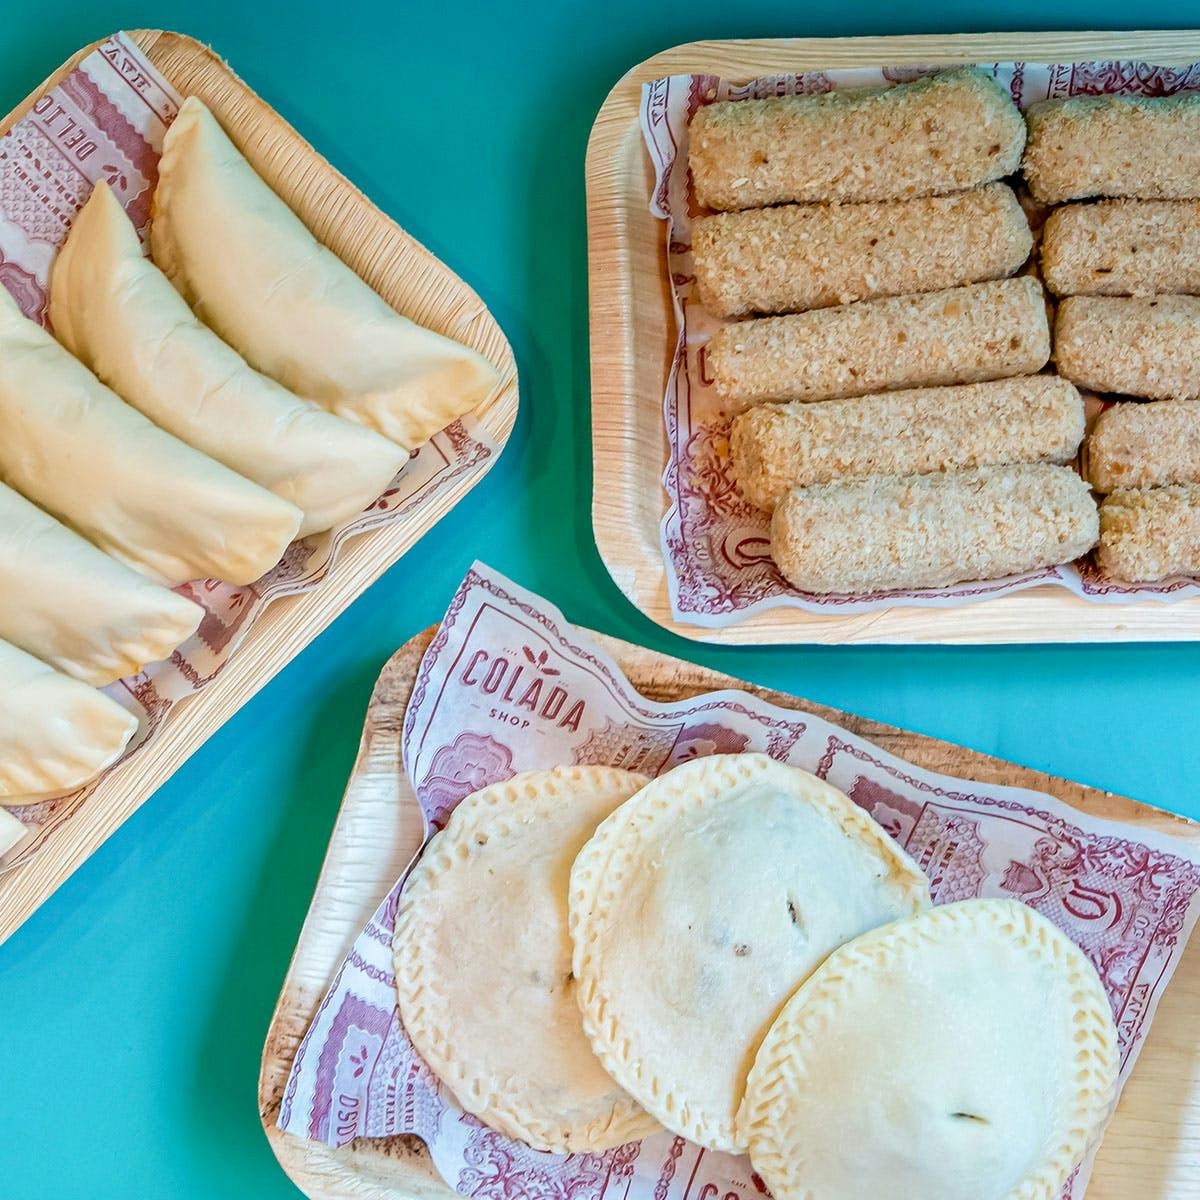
[[0, 96, 501, 832], [393, 755, 1119, 1200], [51, 181, 408, 539]]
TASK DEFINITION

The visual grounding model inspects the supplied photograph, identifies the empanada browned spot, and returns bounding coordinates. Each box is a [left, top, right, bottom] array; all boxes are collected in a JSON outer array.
[[568, 752, 930, 1152], [739, 899, 1118, 1200], [393, 766, 659, 1153]]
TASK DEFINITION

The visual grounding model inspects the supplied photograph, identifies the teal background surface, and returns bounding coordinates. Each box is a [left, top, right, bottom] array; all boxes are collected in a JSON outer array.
[[1, 4, 1198, 1196]]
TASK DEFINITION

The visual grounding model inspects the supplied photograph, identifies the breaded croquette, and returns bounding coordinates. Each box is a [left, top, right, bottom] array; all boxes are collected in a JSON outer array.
[[731, 376, 1084, 511], [769, 464, 1098, 595], [689, 68, 1026, 211], [1024, 92, 1200, 204], [1042, 199, 1200, 297], [1055, 295, 1200, 400], [707, 277, 1050, 405], [1087, 400, 1200, 492], [1098, 485, 1200, 581], [692, 184, 1032, 318]]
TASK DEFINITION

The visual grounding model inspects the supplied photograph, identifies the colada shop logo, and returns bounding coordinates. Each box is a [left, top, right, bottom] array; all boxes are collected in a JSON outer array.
[[459, 644, 587, 732]]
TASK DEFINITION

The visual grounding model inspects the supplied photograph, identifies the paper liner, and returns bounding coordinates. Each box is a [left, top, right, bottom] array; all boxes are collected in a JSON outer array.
[[640, 61, 1200, 626], [278, 561, 1200, 1200], [0, 33, 496, 871]]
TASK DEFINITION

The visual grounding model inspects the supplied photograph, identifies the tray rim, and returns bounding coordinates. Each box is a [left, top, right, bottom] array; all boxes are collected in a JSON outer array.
[[258, 620, 1200, 1200], [0, 29, 519, 943], [586, 28, 1200, 645]]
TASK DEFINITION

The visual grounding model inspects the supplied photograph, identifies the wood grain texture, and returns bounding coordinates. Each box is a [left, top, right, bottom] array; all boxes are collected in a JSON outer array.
[[587, 31, 1200, 644], [259, 624, 1200, 1200], [0, 31, 518, 943]]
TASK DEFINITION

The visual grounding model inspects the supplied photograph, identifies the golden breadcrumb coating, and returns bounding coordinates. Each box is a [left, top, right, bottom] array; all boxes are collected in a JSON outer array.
[[1042, 199, 1200, 297], [1098, 485, 1200, 581], [1087, 400, 1200, 492], [1024, 93, 1200, 204], [731, 376, 1084, 511], [769, 464, 1098, 595], [692, 184, 1032, 318], [1055, 295, 1200, 400], [707, 277, 1050, 405], [688, 68, 1025, 211]]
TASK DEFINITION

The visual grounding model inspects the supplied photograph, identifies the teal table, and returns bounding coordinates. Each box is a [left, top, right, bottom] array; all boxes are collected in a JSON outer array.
[[2, 3, 1198, 1196]]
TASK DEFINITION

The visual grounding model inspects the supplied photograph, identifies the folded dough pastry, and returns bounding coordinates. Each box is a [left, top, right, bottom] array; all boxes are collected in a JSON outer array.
[[0, 286, 301, 586], [739, 900, 1118, 1200], [0, 806, 29, 858], [151, 97, 501, 450], [51, 183, 407, 537], [0, 483, 202, 686], [569, 753, 931, 1152], [394, 767, 659, 1152], [0, 638, 138, 802]]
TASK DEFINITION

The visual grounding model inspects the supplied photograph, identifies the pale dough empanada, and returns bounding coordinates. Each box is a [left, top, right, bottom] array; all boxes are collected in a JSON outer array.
[[52, 183, 408, 537], [0, 807, 29, 858], [0, 286, 302, 586], [0, 638, 138, 801], [0, 483, 202, 686], [569, 753, 931, 1152], [151, 97, 501, 450], [394, 766, 660, 1152], [739, 900, 1119, 1200]]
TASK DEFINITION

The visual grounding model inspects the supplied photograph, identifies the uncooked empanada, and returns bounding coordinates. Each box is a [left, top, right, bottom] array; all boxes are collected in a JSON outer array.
[[739, 900, 1119, 1200], [0, 286, 301, 586], [394, 767, 659, 1152], [151, 97, 501, 450], [0, 483, 202, 686], [0, 807, 29, 858], [0, 638, 138, 801], [51, 183, 407, 537], [569, 753, 931, 1152]]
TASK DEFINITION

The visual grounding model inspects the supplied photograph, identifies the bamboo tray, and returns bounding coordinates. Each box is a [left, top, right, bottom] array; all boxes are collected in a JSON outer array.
[[587, 30, 1200, 644], [0, 31, 518, 943], [259, 625, 1200, 1200]]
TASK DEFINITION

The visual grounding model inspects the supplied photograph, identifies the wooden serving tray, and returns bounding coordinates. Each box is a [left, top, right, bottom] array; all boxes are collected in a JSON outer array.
[[259, 625, 1200, 1199], [587, 30, 1200, 644], [0, 31, 518, 942]]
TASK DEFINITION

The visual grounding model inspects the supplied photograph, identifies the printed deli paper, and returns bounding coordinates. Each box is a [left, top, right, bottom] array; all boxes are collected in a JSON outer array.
[[278, 562, 1200, 1200], [0, 33, 496, 871], [641, 61, 1200, 626]]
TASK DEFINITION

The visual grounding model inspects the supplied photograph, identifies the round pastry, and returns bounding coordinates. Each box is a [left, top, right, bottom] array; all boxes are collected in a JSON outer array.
[[739, 899, 1119, 1200], [393, 765, 659, 1152], [569, 752, 931, 1151]]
